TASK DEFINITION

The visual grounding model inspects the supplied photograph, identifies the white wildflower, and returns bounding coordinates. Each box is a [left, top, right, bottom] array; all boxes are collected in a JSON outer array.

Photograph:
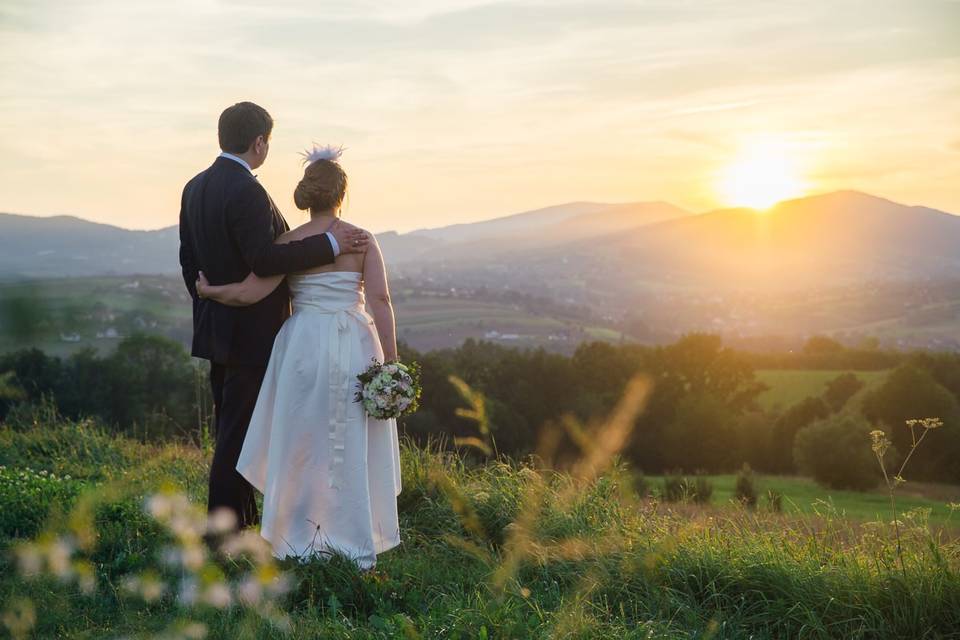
[[182, 622, 208, 639], [206, 506, 238, 534], [145, 494, 173, 520], [202, 582, 233, 609], [237, 577, 262, 606], [181, 543, 206, 571], [14, 543, 43, 577], [47, 538, 75, 579]]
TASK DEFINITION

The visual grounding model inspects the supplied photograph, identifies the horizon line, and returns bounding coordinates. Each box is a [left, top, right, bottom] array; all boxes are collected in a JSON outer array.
[[2, 188, 957, 234]]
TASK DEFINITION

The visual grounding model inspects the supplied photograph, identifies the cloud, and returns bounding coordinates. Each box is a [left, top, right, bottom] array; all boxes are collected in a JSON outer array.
[[0, 0, 958, 230]]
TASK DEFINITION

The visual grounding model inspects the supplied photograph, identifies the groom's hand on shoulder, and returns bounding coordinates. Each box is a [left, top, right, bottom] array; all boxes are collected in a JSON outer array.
[[329, 220, 370, 255]]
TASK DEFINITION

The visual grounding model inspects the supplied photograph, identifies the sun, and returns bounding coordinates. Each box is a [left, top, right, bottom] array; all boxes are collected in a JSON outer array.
[[718, 140, 807, 210]]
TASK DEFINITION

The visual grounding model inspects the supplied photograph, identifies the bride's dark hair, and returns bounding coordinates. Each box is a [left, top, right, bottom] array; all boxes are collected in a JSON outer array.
[[294, 159, 348, 212]]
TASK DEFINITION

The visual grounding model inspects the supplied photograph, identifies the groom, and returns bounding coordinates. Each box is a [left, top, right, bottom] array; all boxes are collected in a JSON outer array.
[[178, 101, 368, 534]]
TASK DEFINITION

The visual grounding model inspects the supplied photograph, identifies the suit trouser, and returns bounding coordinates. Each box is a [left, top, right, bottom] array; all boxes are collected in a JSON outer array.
[[208, 362, 265, 530]]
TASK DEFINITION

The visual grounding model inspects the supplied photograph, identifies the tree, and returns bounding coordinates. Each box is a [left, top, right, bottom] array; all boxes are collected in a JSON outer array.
[[822, 372, 864, 412], [0, 348, 61, 396], [102, 334, 196, 438], [652, 334, 764, 412], [794, 416, 880, 490], [770, 396, 830, 472], [732, 410, 776, 472], [803, 335, 845, 355], [862, 364, 960, 481], [662, 393, 737, 472]]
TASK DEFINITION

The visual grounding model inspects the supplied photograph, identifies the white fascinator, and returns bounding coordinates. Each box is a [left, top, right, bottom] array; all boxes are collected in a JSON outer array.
[[300, 143, 345, 166]]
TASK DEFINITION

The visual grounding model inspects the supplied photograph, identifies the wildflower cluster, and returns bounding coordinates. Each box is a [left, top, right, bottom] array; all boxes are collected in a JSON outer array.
[[0, 464, 83, 537], [137, 486, 292, 625], [13, 532, 96, 594], [7, 481, 294, 639], [355, 359, 421, 419]]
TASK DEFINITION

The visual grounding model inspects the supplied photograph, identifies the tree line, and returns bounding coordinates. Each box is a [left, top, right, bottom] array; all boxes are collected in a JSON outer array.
[[2, 333, 960, 489], [401, 335, 960, 487]]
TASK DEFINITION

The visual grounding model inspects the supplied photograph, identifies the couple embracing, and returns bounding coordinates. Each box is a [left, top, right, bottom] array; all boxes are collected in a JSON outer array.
[[178, 101, 401, 571]]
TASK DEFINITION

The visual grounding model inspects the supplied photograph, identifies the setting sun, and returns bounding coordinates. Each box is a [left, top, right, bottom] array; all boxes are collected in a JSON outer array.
[[718, 140, 808, 210]]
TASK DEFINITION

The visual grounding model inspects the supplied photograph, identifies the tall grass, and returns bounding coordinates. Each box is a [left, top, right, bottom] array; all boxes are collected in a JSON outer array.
[[2, 379, 959, 638]]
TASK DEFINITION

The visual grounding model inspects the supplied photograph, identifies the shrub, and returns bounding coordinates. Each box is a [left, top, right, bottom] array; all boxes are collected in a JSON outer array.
[[734, 463, 758, 508], [692, 473, 713, 505], [794, 416, 880, 490], [661, 469, 687, 502], [660, 470, 712, 504], [771, 397, 830, 472], [765, 489, 783, 513], [633, 472, 650, 498]]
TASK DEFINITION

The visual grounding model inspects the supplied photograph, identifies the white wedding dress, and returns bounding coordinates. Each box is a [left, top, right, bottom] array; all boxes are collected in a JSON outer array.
[[236, 271, 402, 569]]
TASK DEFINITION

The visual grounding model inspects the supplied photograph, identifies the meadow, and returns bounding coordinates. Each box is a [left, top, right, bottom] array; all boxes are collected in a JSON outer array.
[[754, 369, 889, 411], [647, 473, 959, 526], [2, 411, 959, 639]]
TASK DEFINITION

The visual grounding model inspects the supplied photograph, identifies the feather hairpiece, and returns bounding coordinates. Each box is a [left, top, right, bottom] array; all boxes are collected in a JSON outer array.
[[300, 143, 345, 166]]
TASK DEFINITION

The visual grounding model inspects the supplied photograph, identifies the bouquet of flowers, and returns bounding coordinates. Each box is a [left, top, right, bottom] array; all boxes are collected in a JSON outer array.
[[354, 359, 422, 419]]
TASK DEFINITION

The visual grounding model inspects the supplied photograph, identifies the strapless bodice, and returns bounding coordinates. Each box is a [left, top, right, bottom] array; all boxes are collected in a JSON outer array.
[[288, 271, 364, 314]]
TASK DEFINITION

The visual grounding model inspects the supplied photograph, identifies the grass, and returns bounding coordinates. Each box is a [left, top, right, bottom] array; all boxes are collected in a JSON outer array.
[[648, 473, 960, 526], [755, 369, 889, 411], [2, 414, 960, 639]]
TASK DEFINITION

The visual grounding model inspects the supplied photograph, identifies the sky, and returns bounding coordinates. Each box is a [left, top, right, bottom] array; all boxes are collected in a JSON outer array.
[[0, 0, 958, 233]]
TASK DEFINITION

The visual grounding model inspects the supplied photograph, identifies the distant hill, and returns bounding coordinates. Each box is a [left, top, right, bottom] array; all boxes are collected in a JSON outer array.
[[2, 192, 957, 292], [407, 202, 618, 242], [0, 200, 692, 277], [0, 214, 179, 278], [598, 191, 960, 290], [382, 200, 691, 262]]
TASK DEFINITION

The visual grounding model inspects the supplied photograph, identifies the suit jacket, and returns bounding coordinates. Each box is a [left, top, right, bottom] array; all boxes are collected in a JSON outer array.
[[178, 156, 335, 366]]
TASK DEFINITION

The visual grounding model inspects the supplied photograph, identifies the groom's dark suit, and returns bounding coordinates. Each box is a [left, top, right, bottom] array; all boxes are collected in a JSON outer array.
[[179, 155, 336, 529]]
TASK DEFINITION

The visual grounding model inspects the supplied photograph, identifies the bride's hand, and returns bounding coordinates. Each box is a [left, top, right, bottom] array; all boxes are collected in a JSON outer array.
[[195, 271, 210, 299]]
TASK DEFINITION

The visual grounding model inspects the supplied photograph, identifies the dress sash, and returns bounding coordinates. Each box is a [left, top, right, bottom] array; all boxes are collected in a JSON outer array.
[[292, 298, 368, 490]]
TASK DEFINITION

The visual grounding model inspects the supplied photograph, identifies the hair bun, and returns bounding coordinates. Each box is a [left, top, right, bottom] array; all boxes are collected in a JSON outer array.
[[293, 178, 315, 210], [293, 151, 349, 211]]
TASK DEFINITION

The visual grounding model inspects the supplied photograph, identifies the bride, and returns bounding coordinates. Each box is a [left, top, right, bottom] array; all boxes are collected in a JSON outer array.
[[195, 145, 402, 570]]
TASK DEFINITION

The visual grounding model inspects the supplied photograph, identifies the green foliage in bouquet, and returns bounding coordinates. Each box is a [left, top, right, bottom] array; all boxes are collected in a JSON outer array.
[[354, 360, 422, 419]]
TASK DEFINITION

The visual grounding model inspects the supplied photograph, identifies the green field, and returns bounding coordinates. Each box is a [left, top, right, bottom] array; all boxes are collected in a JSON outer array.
[[0, 277, 621, 356], [2, 418, 959, 638], [0, 276, 192, 356], [755, 369, 889, 410], [650, 473, 960, 526], [395, 295, 620, 351]]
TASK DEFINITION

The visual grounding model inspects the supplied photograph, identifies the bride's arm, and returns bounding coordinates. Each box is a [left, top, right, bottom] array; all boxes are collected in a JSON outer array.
[[362, 235, 398, 361], [196, 270, 284, 306]]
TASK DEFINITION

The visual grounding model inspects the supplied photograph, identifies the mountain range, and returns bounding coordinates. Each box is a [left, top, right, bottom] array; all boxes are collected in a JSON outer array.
[[1, 191, 957, 294]]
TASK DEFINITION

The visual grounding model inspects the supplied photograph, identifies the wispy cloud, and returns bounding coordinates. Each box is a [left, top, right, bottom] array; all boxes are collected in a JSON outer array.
[[0, 0, 957, 230]]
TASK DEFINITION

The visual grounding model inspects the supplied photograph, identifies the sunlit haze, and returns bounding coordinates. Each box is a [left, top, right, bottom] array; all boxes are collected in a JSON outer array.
[[718, 138, 808, 210], [1, 0, 958, 232]]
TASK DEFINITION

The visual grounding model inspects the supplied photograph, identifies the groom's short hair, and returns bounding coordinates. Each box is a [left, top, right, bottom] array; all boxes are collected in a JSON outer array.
[[218, 102, 274, 154]]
